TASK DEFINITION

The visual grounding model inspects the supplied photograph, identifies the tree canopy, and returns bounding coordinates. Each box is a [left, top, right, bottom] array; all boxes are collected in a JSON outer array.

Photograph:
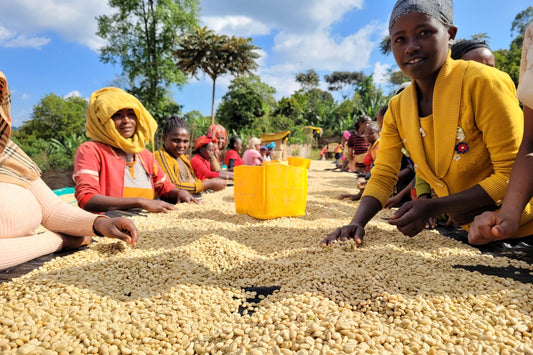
[[12, 93, 89, 170], [324, 71, 367, 99], [216, 75, 276, 134], [295, 70, 320, 92], [97, 0, 199, 124], [175, 26, 260, 124]]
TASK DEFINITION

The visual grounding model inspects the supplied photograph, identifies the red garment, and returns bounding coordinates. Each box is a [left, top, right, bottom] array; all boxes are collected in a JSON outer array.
[[73, 141, 176, 210], [347, 134, 369, 170], [224, 149, 244, 167], [194, 135, 213, 150], [190, 154, 220, 180]]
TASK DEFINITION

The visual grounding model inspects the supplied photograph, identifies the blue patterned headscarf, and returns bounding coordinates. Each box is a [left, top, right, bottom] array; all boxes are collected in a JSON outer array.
[[389, 0, 453, 30]]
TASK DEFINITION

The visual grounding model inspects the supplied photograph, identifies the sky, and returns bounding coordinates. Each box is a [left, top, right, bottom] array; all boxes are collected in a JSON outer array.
[[1, 0, 530, 128]]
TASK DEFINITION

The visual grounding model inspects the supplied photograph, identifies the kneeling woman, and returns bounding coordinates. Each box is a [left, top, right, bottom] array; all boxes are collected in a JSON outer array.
[[74, 88, 198, 213], [322, 0, 533, 246], [0, 73, 137, 270], [155, 116, 227, 193]]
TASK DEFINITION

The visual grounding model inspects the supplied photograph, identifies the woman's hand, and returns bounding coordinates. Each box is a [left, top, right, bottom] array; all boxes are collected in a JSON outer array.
[[175, 189, 200, 204], [93, 216, 138, 247], [384, 194, 402, 209], [204, 178, 227, 191], [139, 199, 179, 212], [468, 211, 520, 245], [320, 223, 365, 246], [339, 193, 362, 201], [387, 199, 435, 237]]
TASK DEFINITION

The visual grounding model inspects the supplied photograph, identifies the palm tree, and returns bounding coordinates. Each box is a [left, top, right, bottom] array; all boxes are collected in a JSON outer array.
[[174, 26, 260, 124]]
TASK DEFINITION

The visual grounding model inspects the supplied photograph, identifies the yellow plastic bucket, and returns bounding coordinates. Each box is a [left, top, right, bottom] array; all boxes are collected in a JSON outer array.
[[287, 156, 311, 169], [234, 162, 308, 219]]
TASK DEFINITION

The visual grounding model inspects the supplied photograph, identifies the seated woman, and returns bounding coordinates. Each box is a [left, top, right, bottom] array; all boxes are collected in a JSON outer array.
[[260, 146, 268, 161], [339, 123, 381, 201], [322, 0, 533, 246], [242, 137, 263, 166], [74, 87, 198, 213], [155, 116, 227, 193], [0, 72, 137, 271], [190, 136, 234, 181], [224, 136, 244, 170], [264, 142, 275, 161], [347, 115, 371, 174], [206, 123, 228, 171]]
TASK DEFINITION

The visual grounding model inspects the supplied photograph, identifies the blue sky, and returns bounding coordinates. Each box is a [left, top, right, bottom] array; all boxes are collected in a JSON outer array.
[[1, 0, 530, 128]]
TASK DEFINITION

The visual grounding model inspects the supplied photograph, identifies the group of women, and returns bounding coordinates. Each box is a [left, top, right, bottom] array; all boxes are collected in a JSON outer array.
[[1, 0, 532, 270], [0, 82, 273, 270]]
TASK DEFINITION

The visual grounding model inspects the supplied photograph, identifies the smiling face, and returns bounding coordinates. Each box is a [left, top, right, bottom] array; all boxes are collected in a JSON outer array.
[[163, 127, 190, 159], [216, 133, 226, 150], [391, 12, 457, 86], [111, 108, 137, 138]]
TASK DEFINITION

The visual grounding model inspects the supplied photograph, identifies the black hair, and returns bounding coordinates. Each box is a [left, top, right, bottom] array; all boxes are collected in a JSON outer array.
[[228, 136, 241, 150], [354, 114, 372, 131], [162, 115, 189, 136], [377, 105, 388, 117], [451, 39, 491, 60]]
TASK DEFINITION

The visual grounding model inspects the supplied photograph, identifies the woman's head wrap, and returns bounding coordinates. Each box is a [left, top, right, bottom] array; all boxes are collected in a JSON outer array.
[[86, 87, 157, 154], [194, 135, 213, 151], [389, 0, 453, 30], [0, 71, 41, 187], [451, 39, 490, 60], [0, 71, 11, 154], [343, 131, 351, 140], [247, 137, 261, 149], [206, 124, 227, 161]]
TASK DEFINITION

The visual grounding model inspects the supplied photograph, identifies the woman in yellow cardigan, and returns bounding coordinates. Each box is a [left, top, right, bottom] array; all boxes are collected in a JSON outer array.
[[322, 0, 533, 246]]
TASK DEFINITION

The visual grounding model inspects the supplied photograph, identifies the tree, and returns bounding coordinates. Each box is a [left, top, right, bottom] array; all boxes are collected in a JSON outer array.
[[353, 75, 388, 118], [324, 71, 366, 100], [215, 75, 276, 133], [379, 35, 392, 56], [97, 0, 199, 123], [175, 26, 260, 124], [494, 6, 533, 87], [15, 94, 87, 143], [511, 6, 533, 38], [295, 70, 320, 92], [12, 93, 89, 170]]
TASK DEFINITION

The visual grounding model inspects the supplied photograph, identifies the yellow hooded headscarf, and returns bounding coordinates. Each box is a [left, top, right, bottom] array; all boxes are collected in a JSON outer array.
[[86, 87, 157, 154]]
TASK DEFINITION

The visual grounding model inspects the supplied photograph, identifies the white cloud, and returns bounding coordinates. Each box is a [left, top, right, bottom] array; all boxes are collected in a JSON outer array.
[[0, 0, 110, 50], [200, 0, 364, 33], [202, 16, 270, 37], [372, 62, 391, 86], [64, 90, 82, 99], [0, 25, 50, 49], [272, 23, 379, 72]]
